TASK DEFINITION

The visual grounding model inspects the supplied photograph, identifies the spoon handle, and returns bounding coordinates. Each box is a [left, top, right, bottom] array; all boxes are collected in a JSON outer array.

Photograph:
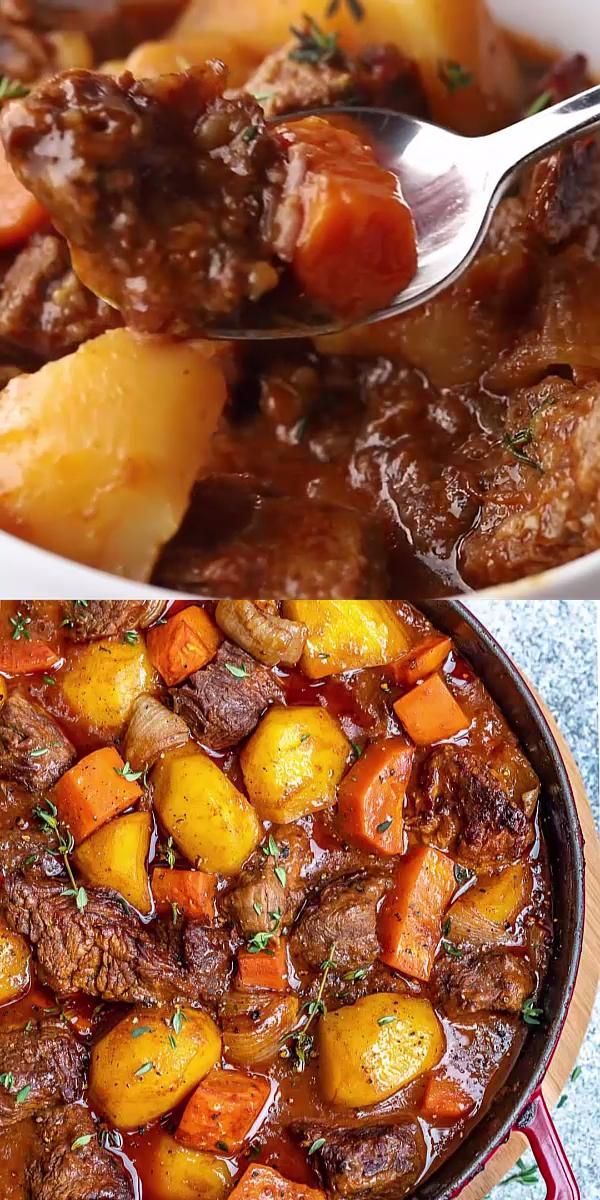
[[485, 84, 600, 176]]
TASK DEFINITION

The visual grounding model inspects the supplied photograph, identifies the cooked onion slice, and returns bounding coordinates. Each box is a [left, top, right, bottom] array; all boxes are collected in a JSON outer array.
[[216, 600, 307, 666], [125, 694, 189, 771], [222, 990, 299, 1065]]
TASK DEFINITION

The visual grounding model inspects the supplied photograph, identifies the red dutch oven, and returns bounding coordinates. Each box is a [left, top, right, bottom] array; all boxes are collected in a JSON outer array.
[[414, 601, 586, 1200]]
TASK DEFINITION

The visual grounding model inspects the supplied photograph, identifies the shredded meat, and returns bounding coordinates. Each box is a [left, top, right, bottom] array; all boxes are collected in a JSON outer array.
[[170, 640, 283, 751], [221, 823, 311, 936], [61, 599, 167, 641], [290, 872, 390, 973], [27, 1103, 133, 1200], [413, 745, 534, 867], [0, 1020, 86, 1127], [1, 875, 230, 1006], [0, 695, 75, 792], [291, 1122, 425, 1198], [1, 65, 287, 333], [434, 948, 536, 1016]]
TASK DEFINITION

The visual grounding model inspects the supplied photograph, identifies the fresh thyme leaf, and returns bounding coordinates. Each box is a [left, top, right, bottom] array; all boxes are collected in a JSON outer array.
[[253, 900, 263, 916], [75, 886, 88, 912], [500, 1157, 539, 1186], [343, 966, 368, 981], [71, 1134, 94, 1151], [23, 854, 38, 866], [274, 864, 287, 888], [172, 1007, 187, 1036], [290, 15, 339, 65], [377, 1015, 396, 1026], [171, 901, 181, 926], [99, 1129, 122, 1150], [72, 600, 90, 608], [122, 629, 139, 645], [376, 817, 393, 833], [114, 760, 144, 782], [42, 675, 56, 686], [442, 917, 451, 938], [242, 124, 259, 143], [280, 942, 336, 1069], [263, 834, 280, 860], [521, 997, 544, 1026], [526, 89, 553, 117], [29, 747, 49, 758], [247, 930, 275, 953], [131, 1025, 153, 1039], [442, 939, 463, 959], [556, 1094, 568, 1109], [0, 1073, 14, 1091], [351, 742, 364, 759], [15, 1084, 31, 1105], [502, 429, 543, 471], [571, 1065, 583, 1082], [225, 662, 249, 678], [9, 612, 31, 641], [438, 60, 473, 93], [161, 836, 176, 868], [134, 1061, 154, 1078], [308, 1137, 327, 1155], [0, 76, 29, 100]]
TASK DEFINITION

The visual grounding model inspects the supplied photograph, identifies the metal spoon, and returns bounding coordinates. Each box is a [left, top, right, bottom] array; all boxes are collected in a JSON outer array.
[[214, 84, 600, 340]]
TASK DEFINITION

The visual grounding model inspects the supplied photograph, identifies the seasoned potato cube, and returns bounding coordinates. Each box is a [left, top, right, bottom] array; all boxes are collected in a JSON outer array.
[[0, 926, 29, 1003], [144, 1129, 230, 1200], [319, 993, 444, 1107], [0, 329, 227, 580], [126, 33, 256, 87], [89, 1006, 221, 1128], [283, 601, 410, 680], [153, 746, 261, 874], [60, 638, 158, 734], [448, 864, 531, 946], [240, 706, 349, 823], [73, 811, 152, 915]]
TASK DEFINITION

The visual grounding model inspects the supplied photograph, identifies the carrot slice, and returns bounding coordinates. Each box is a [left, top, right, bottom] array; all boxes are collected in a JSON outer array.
[[378, 845, 456, 981], [0, 141, 47, 248], [146, 605, 221, 686], [337, 736, 414, 856], [0, 638, 59, 675], [278, 116, 417, 321], [388, 636, 452, 687], [393, 673, 469, 744], [177, 1067, 271, 1154], [152, 867, 216, 921], [236, 938, 289, 992], [52, 746, 142, 844], [229, 1165, 326, 1200], [421, 1075, 474, 1122]]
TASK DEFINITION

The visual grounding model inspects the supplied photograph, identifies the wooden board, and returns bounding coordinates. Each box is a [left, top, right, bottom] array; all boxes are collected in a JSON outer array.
[[460, 690, 600, 1199]]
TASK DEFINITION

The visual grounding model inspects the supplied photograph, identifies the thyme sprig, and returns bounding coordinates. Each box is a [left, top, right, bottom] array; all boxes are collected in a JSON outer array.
[[290, 15, 340, 65], [280, 943, 336, 1069], [33, 799, 87, 912]]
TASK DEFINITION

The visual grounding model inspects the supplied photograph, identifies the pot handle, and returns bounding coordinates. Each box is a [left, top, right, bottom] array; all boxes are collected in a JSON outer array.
[[514, 1090, 580, 1200]]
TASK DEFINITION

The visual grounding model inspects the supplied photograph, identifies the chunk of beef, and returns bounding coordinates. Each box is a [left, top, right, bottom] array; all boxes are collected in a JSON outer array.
[[291, 1122, 425, 1198], [27, 1104, 133, 1200], [245, 33, 428, 119], [434, 948, 536, 1016], [181, 923, 235, 1006], [61, 599, 167, 641], [155, 491, 390, 598], [1, 65, 286, 334], [290, 873, 390, 974], [0, 822, 61, 876], [221, 824, 311, 937], [322, 960, 408, 1007], [0, 696, 75, 792], [525, 137, 600, 246], [0, 1020, 85, 1127], [413, 745, 533, 868], [0, 233, 119, 362], [170, 640, 283, 751], [2, 875, 228, 1006]]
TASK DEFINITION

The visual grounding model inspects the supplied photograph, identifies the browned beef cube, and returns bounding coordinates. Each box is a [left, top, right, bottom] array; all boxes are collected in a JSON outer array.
[[291, 1122, 425, 1198], [0, 1020, 86, 1127], [170, 641, 283, 751], [0, 695, 75, 792], [221, 823, 311, 937], [27, 1104, 133, 1200], [434, 948, 536, 1016], [290, 872, 390, 974], [61, 599, 167, 641]]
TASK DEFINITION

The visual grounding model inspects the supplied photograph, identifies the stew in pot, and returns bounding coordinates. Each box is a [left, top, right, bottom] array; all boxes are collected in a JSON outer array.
[[0, 599, 551, 1198]]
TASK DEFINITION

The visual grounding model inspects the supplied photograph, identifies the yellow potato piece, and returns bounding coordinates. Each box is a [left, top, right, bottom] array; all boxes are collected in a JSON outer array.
[[240, 705, 349, 823], [176, 0, 521, 131], [153, 746, 261, 874], [449, 864, 531, 946], [60, 638, 158, 735], [73, 811, 153, 915], [319, 993, 444, 1108], [0, 329, 227, 580], [145, 1130, 231, 1200], [126, 33, 256, 87], [89, 1006, 221, 1128], [283, 601, 410, 680], [0, 926, 30, 1004]]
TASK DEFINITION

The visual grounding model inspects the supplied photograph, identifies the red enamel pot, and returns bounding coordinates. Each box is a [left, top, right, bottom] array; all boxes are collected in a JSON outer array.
[[414, 600, 586, 1200]]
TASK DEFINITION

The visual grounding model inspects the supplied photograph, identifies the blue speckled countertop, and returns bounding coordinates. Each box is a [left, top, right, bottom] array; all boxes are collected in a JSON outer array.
[[465, 600, 599, 1200]]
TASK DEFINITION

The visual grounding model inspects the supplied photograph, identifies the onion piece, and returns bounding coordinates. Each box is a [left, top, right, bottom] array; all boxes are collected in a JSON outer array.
[[0, 677, 6, 709], [216, 600, 307, 666], [138, 602, 169, 629], [222, 990, 299, 1065], [124, 694, 189, 771]]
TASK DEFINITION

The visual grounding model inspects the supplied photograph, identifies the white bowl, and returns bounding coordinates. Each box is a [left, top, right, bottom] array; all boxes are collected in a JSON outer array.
[[2, 0, 599, 598]]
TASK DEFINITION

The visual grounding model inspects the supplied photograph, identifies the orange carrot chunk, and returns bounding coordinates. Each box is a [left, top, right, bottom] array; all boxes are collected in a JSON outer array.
[[177, 1067, 271, 1154], [152, 867, 216, 921], [0, 638, 59, 675], [378, 845, 456, 982], [52, 746, 142, 844], [388, 635, 453, 687], [0, 140, 47, 248], [229, 1165, 326, 1200], [393, 673, 469, 744], [146, 605, 221, 686], [278, 116, 417, 322], [236, 938, 289, 993], [421, 1075, 475, 1123], [337, 736, 414, 856]]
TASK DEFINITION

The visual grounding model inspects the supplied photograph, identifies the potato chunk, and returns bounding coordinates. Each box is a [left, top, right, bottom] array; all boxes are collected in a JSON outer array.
[[240, 706, 349, 823], [319, 993, 444, 1107], [0, 329, 227, 580], [0, 926, 29, 1003], [126, 33, 256, 87], [144, 1129, 230, 1200], [73, 812, 152, 915], [284, 601, 410, 680], [89, 1005, 221, 1128], [153, 746, 261, 874], [60, 637, 158, 735], [448, 864, 531, 946]]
